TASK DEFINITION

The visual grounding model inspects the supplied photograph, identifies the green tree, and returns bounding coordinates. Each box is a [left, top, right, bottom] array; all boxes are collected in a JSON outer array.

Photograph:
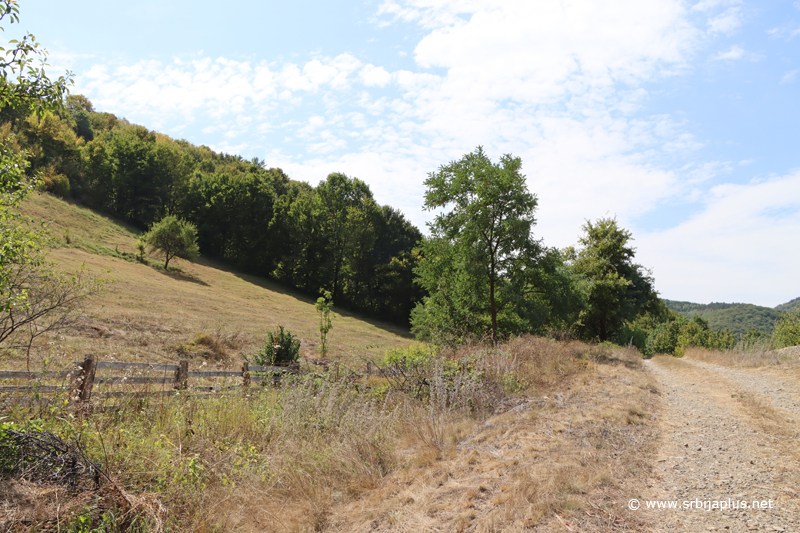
[[569, 218, 659, 342], [315, 290, 334, 357], [65, 94, 93, 114], [313, 172, 374, 301], [143, 215, 199, 270], [0, 1, 71, 115], [412, 147, 542, 344]]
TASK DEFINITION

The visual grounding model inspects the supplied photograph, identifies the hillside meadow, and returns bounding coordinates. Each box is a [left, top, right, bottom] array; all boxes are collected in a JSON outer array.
[[9, 192, 413, 372]]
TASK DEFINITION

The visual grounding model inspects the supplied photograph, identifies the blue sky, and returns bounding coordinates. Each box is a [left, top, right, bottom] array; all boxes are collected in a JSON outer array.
[[10, 0, 800, 307]]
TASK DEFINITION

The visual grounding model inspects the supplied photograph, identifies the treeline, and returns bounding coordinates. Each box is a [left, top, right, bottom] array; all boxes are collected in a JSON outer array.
[[1, 95, 423, 324], [626, 306, 800, 356], [664, 299, 792, 337]]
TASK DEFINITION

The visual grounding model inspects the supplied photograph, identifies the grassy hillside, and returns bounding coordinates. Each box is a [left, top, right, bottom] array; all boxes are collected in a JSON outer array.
[[664, 299, 782, 337], [9, 193, 413, 370]]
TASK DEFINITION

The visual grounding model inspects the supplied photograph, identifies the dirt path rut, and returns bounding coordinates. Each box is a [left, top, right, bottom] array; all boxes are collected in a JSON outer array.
[[642, 358, 800, 532]]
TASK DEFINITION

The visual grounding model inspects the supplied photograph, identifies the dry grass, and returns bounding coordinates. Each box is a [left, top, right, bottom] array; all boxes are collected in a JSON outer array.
[[2, 337, 661, 532], [325, 338, 659, 533], [2, 373, 401, 532], [682, 345, 794, 368]]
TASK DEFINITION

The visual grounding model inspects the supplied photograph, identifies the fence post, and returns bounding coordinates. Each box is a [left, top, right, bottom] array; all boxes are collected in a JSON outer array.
[[242, 362, 250, 389], [70, 354, 97, 404], [174, 360, 188, 390]]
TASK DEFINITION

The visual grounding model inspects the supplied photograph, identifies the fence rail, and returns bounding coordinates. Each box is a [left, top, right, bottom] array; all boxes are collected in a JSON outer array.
[[0, 355, 299, 409]]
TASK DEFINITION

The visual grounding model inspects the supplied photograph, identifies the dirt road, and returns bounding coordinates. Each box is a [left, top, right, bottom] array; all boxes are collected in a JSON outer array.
[[642, 357, 800, 532]]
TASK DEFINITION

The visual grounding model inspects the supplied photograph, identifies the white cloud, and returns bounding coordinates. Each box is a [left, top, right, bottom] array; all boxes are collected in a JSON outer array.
[[360, 64, 393, 87], [412, 0, 697, 101], [706, 7, 742, 34], [638, 171, 800, 306], [69, 0, 796, 305], [73, 0, 711, 247], [691, 0, 741, 12], [712, 45, 745, 60], [782, 70, 799, 84]]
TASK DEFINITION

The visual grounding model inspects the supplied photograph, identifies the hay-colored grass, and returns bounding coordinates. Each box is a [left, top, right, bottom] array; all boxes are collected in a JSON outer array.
[[8, 193, 413, 371]]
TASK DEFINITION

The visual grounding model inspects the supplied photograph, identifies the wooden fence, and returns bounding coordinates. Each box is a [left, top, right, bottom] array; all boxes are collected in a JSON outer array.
[[0, 355, 298, 409]]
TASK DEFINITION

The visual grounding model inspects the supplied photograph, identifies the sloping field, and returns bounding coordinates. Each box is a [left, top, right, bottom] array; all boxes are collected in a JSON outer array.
[[10, 193, 413, 370]]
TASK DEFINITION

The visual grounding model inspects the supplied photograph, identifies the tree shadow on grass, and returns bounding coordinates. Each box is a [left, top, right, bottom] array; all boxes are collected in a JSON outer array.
[[156, 266, 210, 286], [193, 256, 414, 340], [591, 352, 643, 371]]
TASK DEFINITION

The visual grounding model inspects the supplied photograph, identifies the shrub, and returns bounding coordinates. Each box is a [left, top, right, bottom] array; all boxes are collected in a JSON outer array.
[[39, 166, 71, 197], [315, 291, 334, 357], [644, 316, 735, 356], [773, 312, 800, 349], [384, 343, 437, 369], [645, 321, 681, 356], [250, 326, 300, 365]]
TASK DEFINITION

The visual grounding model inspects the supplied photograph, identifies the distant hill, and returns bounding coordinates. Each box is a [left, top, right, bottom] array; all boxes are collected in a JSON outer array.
[[663, 299, 785, 338], [776, 297, 800, 313]]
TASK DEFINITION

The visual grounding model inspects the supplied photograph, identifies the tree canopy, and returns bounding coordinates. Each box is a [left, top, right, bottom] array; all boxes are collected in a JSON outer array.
[[568, 217, 659, 342], [412, 147, 544, 344], [144, 215, 199, 270]]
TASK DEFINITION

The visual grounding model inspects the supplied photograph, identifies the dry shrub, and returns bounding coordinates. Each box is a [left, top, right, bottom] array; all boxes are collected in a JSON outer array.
[[401, 360, 483, 453], [504, 335, 601, 391], [325, 338, 657, 533], [171, 330, 243, 362], [1, 368, 403, 533]]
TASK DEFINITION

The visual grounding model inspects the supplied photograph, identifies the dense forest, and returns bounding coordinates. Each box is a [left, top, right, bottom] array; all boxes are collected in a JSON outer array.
[[1, 95, 424, 325], [776, 297, 800, 314], [663, 299, 798, 337]]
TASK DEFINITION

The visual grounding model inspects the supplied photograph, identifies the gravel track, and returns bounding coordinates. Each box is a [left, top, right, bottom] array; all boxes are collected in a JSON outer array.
[[686, 360, 800, 421], [642, 358, 800, 532]]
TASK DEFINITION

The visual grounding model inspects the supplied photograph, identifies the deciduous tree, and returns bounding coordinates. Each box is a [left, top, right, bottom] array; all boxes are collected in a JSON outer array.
[[412, 147, 542, 344], [568, 217, 659, 342], [144, 215, 199, 270]]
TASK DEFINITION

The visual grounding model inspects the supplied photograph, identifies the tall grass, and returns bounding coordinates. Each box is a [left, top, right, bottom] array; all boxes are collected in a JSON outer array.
[[2, 335, 654, 532], [2, 373, 401, 531], [684, 341, 796, 367]]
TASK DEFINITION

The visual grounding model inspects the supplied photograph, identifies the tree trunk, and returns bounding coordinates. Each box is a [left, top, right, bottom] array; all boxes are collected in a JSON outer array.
[[490, 258, 498, 345]]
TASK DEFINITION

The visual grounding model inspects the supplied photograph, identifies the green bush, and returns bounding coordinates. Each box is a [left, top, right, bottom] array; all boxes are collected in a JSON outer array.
[[384, 343, 437, 369], [643, 316, 736, 356], [250, 326, 300, 365], [618, 322, 648, 351], [677, 317, 735, 353], [773, 312, 800, 349], [645, 321, 681, 356]]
